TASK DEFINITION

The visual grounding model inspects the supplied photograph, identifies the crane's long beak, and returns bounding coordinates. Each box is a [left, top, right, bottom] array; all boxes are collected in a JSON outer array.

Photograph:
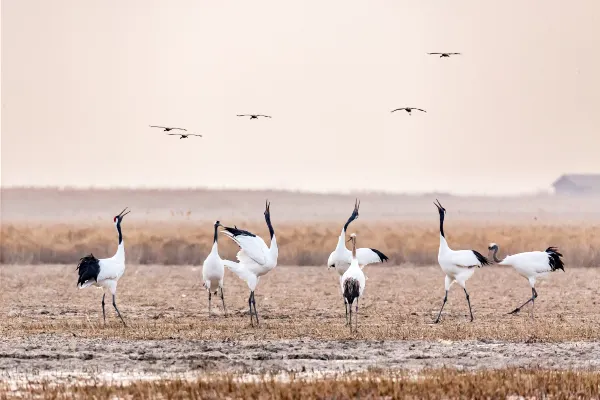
[[118, 207, 131, 218]]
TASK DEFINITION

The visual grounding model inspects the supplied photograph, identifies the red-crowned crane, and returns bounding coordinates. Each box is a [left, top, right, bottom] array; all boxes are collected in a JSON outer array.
[[434, 200, 490, 323], [202, 221, 226, 316], [327, 199, 388, 324], [488, 243, 564, 317], [341, 233, 366, 333], [221, 201, 278, 326], [76, 207, 130, 326]]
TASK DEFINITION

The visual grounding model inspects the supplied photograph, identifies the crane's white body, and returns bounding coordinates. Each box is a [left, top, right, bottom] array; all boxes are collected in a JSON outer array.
[[78, 242, 125, 295], [340, 257, 366, 298], [438, 235, 483, 290], [202, 241, 225, 293], [496, 251, 557, 287], [222, 232, 278, 291]]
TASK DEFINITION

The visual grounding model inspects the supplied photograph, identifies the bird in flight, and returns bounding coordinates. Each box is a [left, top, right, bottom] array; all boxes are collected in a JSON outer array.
[[150, 125, 187, 132], [167, 133, 202, 139], [237, 114, 272, 120], [391, 107, 426, 115], [427, 52, 461, 58]]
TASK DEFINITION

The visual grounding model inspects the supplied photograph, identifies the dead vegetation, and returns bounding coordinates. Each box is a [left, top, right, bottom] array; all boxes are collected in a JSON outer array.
[[2, 369, 600, 399], [2, 265, 599, 341], [2, 221, 600, 266]]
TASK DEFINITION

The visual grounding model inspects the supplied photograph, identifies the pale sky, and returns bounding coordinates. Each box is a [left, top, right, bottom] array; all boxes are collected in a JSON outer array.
[[2, 0, 599, 195]]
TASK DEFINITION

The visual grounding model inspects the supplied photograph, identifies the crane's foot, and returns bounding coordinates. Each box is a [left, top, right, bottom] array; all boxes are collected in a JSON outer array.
[[508, 308, 521, 315]]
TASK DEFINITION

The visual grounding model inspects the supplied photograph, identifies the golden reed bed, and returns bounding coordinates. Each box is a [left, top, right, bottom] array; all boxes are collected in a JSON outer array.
[[1, 221, 599, 266], [3, 369, 600, 400]]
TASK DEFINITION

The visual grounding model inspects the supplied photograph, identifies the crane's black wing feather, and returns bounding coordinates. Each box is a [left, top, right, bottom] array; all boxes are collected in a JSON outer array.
[[76, 254, 100, 287]]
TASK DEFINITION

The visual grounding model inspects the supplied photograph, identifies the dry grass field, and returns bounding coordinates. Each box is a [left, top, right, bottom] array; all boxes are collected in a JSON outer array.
[[3, 221, 600, 266], [3, 188, 600, 267], [3, 369, 600, 399]]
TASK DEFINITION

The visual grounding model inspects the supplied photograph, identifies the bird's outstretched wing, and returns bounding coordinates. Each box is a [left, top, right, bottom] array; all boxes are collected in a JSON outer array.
[[356, 248, 389, 266], [257, 115, 272, 118], [237, 115, 250, 117], [415, 108, 427, 112], [448, 53, 461, 55], [427, 53, 443, 55], [221, 227, 269, 266], [450, 250, 490, 268], [391, 108, 407, 112], [188, 134, 203, 137], [166, 133, 180, 136], [150, 125, 168, 129], [171, 127, 187, 131]]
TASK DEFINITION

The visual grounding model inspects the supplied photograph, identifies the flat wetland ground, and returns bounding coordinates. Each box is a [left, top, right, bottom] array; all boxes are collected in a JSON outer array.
[[3, 189, 600, 398], [2, 264, 600, 398]]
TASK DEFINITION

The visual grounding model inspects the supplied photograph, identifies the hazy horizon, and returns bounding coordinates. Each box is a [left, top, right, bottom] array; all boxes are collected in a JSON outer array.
[[2, 0, 599, 195]]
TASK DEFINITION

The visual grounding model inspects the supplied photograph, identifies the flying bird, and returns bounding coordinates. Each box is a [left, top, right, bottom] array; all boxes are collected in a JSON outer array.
[[434, 199, 490, 323], [427, 52, 461, 58], [237, 114, 272, 120], [202, 221, 227, 316], [391, 107, 426, 115], [150, 125, 187, 132], [76, 207, 131, 327], [341, 233, 366, 333], [221, 201, 278, 326], [488, 243, 564, 317], [327, 199, 388, 324], [167, 133, 203, 139]]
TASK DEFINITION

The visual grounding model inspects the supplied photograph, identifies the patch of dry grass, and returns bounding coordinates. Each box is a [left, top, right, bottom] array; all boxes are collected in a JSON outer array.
[[2, 369, 600, 399], [2, 221, 599, 266], [1, 265, 599, 341]]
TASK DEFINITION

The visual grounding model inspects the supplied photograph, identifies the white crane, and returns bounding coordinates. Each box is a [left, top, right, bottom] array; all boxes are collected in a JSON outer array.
[[488, 243, 564, 316], [221, 200, 278, 326], [341, 233, 366, 333], [76, 207, 130, 326], [202, 220, 226, 316], [434, 200, 490, 323], [327, 199, 388, 324]]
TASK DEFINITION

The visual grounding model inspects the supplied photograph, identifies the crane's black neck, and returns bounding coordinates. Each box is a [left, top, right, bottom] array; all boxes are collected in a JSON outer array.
[[213, 223, 219, 243], [343, 213, 357, 233], [116, 221, 123, 244], [439, 212, 445, 238], [491, 247, 502, 263], [265, 214, 275, 239]]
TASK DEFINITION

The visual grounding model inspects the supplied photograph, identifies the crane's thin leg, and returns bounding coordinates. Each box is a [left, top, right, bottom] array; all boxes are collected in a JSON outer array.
[[344, 297, 349, 326], [509, 288, 538, 315], [208, 291, 212, 316], [252, 292, 259, 326], [101, 293, 106, 325], [112, 294, 126, 327], [355, 298, 359, 333], [348, 300, 353, 333], [464, 288, 474, 322], [434, 290, 448, 323], [248, 291, 254, 326], [220, 287, 226, 315]]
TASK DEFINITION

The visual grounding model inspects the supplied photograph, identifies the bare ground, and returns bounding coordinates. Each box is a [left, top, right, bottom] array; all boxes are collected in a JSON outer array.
[[1, 335, 600, 379], [1, 265, 600, 383]]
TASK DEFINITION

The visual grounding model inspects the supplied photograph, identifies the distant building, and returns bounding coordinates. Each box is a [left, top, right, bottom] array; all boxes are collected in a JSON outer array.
[[552, 174, 600, 195]]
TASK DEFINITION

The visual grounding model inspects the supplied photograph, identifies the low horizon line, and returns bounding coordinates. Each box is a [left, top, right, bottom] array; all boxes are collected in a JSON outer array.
[[0, 184, 554, 198]]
